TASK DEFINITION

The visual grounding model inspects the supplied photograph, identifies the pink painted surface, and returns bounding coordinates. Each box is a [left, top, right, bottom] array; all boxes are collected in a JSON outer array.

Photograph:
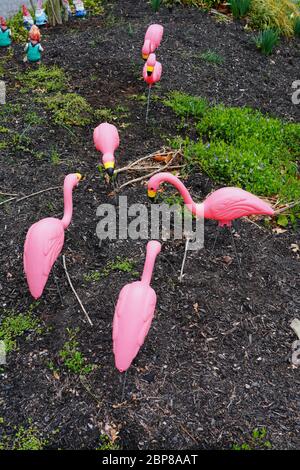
[[143, 53, 162, 86], [148, 172, 274, 226], [93, 122, 120, 167], [142, 24, 164, 59], [113, 241, 162, 372], [23, 173, 81, 299]]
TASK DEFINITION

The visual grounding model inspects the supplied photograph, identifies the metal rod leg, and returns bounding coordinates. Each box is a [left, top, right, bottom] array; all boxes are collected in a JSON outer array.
[[179, 238, 190, 283]]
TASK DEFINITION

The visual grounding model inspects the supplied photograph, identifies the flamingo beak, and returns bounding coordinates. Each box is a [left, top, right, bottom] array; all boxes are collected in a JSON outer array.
[[147, 65, 154, 77], [147, 189, 157, 200], [104, 161, 115, 177], [76, 173, 82, 182], [142, 53, 149, 60]]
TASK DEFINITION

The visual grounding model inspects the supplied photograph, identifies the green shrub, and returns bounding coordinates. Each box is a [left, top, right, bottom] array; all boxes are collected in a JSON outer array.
[[83, 0, 104, 15], [255, 28, 279, 55], [230, 0, 251, 18], [250, 0, 300, 37], [7, 9, 28, 43], [18, 65, 68, 93], [163, 92, 208, 118], [165, 92, 300, 206], [43, 93, 93, 126]]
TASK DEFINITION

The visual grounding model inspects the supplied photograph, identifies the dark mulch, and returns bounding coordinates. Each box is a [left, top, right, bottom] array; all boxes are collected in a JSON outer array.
[[0, 0, 299, 450]]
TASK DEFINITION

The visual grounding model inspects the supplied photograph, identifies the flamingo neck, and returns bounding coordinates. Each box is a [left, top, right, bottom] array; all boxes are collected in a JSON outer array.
[[157, 173, 203, 217], [102, 152, 114, 164], [61, 179, 75, 229], [141, 244, 160, 285]]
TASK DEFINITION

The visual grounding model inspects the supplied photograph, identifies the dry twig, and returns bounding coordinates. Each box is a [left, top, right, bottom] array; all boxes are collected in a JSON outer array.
[[62, 255, 93, 327]]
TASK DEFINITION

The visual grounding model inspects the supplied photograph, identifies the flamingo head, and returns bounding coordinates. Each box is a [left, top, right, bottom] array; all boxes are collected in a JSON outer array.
[[102, 153, 115, 178], [147, 173, 161, 200], [65, 173, 82, 188], [142, 39, 151, 60], [146, 53, 156, 77]]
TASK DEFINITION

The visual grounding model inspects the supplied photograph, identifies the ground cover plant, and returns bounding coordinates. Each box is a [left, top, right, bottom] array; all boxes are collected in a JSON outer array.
[[0, 0, 299, 452]]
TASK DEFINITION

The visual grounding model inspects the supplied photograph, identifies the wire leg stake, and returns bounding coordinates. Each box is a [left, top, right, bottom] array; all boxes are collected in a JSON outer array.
[[179, 238, 190, 283], [146, 86, 152, 124], [229, 227, 242, 276], [121, 370, 128, 402]]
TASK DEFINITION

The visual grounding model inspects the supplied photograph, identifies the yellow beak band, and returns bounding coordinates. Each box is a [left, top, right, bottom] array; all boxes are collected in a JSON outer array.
[[148, 189, 157, 199], [76, 173, 82, 181], [147, 66, 154, 73], [104, 162, 115, 170]]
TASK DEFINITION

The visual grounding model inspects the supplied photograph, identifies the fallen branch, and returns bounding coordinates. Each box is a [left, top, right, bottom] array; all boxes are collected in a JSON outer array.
[[115, 147, 171, 175], [62, 255, 93, 327], [274, 200, 300, 215], [0, 191, 18, 196], [0, 186, 61, 207], [117, 149, 183, 191]]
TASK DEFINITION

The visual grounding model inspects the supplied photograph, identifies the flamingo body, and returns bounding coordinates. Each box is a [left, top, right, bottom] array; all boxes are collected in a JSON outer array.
[[112, 241, 161, 372], [143, 53, 162, 86], [147, 173, 274, 226], [93, 123, 120, 175], [142, 24, 164, 60], [24, 218, 64, 299], [23, 173, 81, 299]]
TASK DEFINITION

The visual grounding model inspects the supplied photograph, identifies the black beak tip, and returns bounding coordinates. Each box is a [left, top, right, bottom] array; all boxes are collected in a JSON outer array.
[[148, 196, 155, 202], [106, 168, 114, 177], [147, 71, 152, 77]]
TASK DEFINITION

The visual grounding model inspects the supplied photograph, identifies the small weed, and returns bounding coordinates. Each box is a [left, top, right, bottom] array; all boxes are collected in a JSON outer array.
[[96, 434, 120, 450], [294, 17, 300, 36], [59, 328, 94, 375], [43, 93, 93, 127], [230, 0, 251, 18], [84, 0, 104, 15], [102, 257, 138, 277], [255, 28, 279, 55], [24, 111, 44, 126], [50, 149, 61, 165], [83, 270, 102, 282], [94, 105, 129, 124], [0, 303, 41, 353], [151, 0, 162, 12], [232, 427, 272, 450], [199, 50, 224, 65], [0, 419, 47, 450]]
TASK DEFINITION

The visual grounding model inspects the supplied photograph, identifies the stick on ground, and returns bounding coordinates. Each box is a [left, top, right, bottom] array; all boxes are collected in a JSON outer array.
[[62, 255, 93, 327]]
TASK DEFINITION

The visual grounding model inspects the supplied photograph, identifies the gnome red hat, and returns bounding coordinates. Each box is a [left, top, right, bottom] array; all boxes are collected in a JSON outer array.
[[29, 25, 41, 42], [0, 16, 7, 27]]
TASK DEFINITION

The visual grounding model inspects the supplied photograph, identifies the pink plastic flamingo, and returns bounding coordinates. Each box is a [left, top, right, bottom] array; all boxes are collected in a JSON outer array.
[[147, 172, 274, 225], [143, 53, 162, 123], [24, 173, 82, 299], [147, 173, 274, 272], [142, 24, 164, 60], [113, 241, 162, 372], [93, 123, 120, 177]]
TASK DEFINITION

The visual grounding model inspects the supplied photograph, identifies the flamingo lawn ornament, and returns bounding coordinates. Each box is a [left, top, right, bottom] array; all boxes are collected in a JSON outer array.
[[142, 24, 164, 60], [143, 53, 162, 123], [93, 123, 120, 177], [113, 241, 162, 372], [147, 172, 274, 273], [24, 173, 82, 299]]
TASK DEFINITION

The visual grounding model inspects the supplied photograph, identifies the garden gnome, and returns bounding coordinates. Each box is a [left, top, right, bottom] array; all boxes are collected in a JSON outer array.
[[62, 0, 72, 17], [73, 0, 87, 17], [22, 5, 34, 31], [24, 26, 44, 64], [0, 17, 12, 48], [35, 0, 48, 27]]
